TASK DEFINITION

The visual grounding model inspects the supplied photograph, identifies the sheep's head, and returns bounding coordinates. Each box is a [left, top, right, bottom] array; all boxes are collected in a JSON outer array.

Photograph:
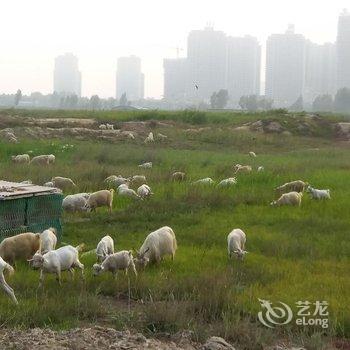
[[134, 248, 150, 269], [233, 249, 248, 260], [84, 203, 92, 212], [92, 263, 104, 276], [28, 252, 44, 269], [306, 186, 312, 193]]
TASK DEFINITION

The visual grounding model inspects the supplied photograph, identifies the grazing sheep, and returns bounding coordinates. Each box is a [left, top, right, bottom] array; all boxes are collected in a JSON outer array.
[[63, 193, 90, 212], [137, 184, 153, 199], [130, 175, 147, 184], [218, 177, 237, 187], [40, 228, 57, 255], [192, 177, 215, 185], [93, 251, 137, 278], [249, 151, 257, 158], [270, 191, 303, 207], [138, 162, 152, 169], [276, 180, 308, 194], [28, 245, 84, 287], [85, 189, 114, 214], [0, 232, 41, 265], [233, 164, 252, 174], [11, 154, 30, 164], [51, 176, 76, 190], [0, 256, 18, 304], [96, 235, 114, 262], [257, 166, 264, 172], [104, 175, 130, 187], [106, 123, 114, 130], [117, 184, 141, 200], [30, 155, 50, 166], [171, 171, 186, 182], [99, 124, 107, 130], [306, 186, 331, 200], [144, 132, 154, 143], [135, 226, 177, 268], [227, 229, 247, 260], [157, 133, 168, 141]]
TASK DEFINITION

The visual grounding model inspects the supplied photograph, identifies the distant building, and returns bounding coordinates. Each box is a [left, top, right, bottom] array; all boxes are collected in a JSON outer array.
[[187, 26, 227, 100], [304, 41, 336, 103], [116, 56, 144, 101], [265, 25, 306, 107], [226, 36, 261, 104], [53, 53, 81, 97], [163, 58, 188, 100], [336, 9, 350, 90]]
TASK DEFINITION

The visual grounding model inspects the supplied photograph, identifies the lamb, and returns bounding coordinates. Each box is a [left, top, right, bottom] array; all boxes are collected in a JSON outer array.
[[130, 175, 147, 184], [257, 166, 264, 172], [104, 175, 130, 187], [106, 123, 114, 130], [30, 155, 50, 166], [0, 256, 18, 304], [93, 250, 137, 278], [270, 191, 303, 207], [227, 229, 247, 260], [117, 184, 141, 200], [137, 184, 153, 199], [306, 186, 331, 200], [11, 154, 30, 164], [217, 177, 237, 187], [276, 180, 308, 194], [138, 162, 152, 169], [233, 164, 252, 174], [28, 245, 84, 287], [134, 226, 177, 268], [99, 124, 107, 130], [96, 235, 114, 262], [192, 177, 215, 185], [40, 228, 57, 255], [85, 189, 114, 213], [249, 151, 257, 158], [144, 132, 154, 143], [171, 172, 186, 182], [0, 232, 41, 265], [51, 176, 77, 190]]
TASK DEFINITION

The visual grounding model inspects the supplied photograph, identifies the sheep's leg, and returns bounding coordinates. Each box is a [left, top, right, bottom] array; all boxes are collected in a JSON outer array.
[[68, 268, 75, 280], [130, 262, 138, 277], [124, 268, 128, 276], [56, 271, 61, 285], [75, 260, 85, 281], [171, 252, 175, 261], [0, 275, 18, 304]]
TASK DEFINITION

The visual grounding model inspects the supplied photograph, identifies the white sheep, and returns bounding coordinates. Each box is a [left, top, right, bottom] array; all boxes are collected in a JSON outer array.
[[0, 232, 41, 266], [0, 256, 18, 304], [144, 132, 154, 143], [99, 124, 107, 130], [233, 164, 252, 174], [93, 250, 137, 278], [130, 175, 147, 184], [137, 184, 153, 199], [85, 189, 114, 214], [134, 226, 177, 268], [192, 177, 215, 185], [62, 193, 90, 212], [30, 155, 50, 166], [227, 228, 247, 260], [270, 191, 303, 207], [157, 133, 168, 141], [276, 180, 308, 194], [171, 172, 186, 182], [106, 123, 114, 130], [51, 176, 77, 190], [138, 162, 152, 169], [104, 175, 130, 187], [96, 235, 114, 262], [11, 154, 30, 164], [28, 245, 85, 287], [117, 184, 141, 200], [249, 151, 257, 158], [306, 186, 331, 200], [40, 228, 57, 255], [257, 166, 264, 172], [217, 177, 237, 187]]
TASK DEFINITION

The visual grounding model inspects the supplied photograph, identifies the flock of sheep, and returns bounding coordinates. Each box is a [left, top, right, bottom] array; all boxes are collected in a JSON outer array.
[[1, 150, 331, 305]]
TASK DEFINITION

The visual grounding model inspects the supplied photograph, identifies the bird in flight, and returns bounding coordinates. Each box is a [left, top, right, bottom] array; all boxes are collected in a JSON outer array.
[[194, 84, 199, 90]]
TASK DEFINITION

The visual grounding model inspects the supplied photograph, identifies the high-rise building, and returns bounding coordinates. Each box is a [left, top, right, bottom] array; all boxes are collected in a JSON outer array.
[[187, 26, 227, 100], [226, 36, 261, 104], [304, 41, 336, 102], [163, 58, 188, 100], [265, 25, 306, 107], [336, 9, 350, 90], [116, 56, 144, 101], [53, 53, 82, 97]]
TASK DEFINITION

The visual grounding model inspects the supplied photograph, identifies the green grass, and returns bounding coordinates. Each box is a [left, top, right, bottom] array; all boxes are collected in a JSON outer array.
[[0, 111, 349, 348]]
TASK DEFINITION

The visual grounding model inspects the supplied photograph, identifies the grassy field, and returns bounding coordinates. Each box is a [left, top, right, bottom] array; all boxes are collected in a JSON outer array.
[[0, 110, 349, 349]]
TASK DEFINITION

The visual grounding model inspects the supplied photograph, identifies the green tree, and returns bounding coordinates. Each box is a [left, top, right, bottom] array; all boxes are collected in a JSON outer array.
[[210, 89, 229, 109], [14, 89, 22, 106], [119, 92, 128, 106], [312, 94, 333, 112], [334, 88, 350, 113], [90, 95, 101, 110], [239, 95, 258, 111]]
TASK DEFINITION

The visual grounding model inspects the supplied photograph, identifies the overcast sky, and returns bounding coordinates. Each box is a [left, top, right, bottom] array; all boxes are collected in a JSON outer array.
[[0, 0, 348, 98]]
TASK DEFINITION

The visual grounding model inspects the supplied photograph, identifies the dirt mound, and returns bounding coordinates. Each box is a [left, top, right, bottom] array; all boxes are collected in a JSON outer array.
[[335, 122, 350, 140]]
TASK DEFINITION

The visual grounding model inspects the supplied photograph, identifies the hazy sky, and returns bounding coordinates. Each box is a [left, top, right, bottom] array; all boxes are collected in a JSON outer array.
[[0, 0, 348, 98]]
